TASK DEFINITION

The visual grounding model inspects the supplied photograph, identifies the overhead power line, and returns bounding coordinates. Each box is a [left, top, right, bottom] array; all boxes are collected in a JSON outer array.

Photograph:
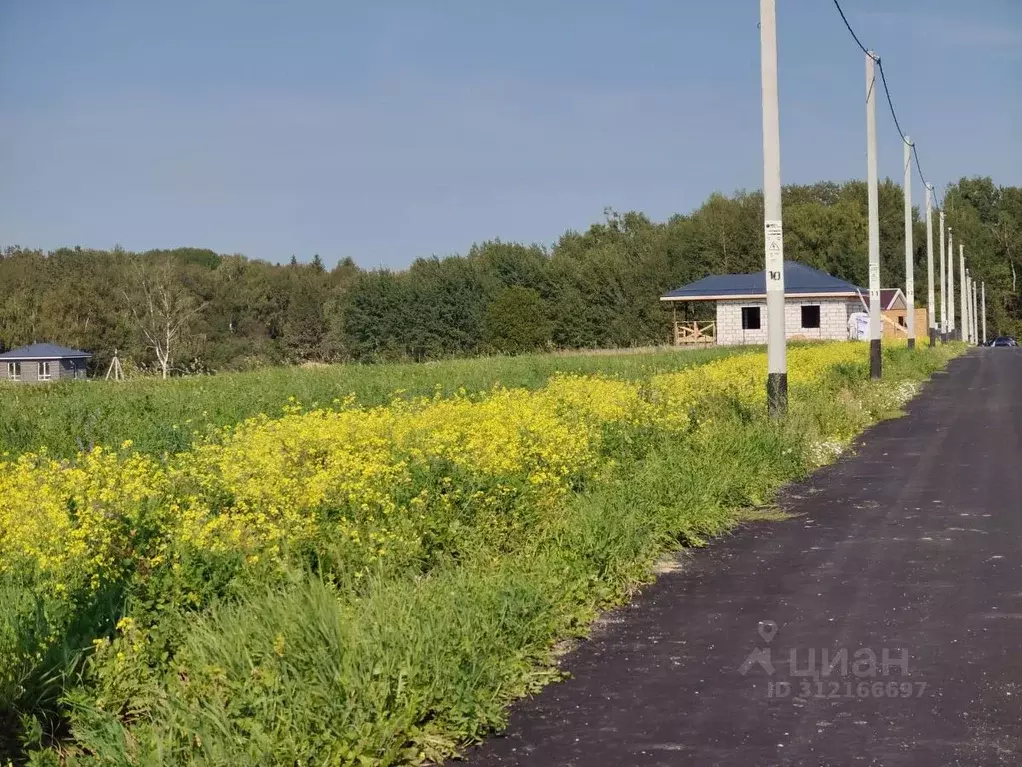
[[831, 0, 870, 56], [830, 0, 939, 207], [876, 59, 908, 145]]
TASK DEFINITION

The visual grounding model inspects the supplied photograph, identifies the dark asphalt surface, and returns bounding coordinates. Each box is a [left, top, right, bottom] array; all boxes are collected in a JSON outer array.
[[465, 349, 1022, 766]]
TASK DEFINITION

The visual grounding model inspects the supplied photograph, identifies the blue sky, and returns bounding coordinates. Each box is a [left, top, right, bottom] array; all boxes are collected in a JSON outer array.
[[1, 0, 1019, 268]]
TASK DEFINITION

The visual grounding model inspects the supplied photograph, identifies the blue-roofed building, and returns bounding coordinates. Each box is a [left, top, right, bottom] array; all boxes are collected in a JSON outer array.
[[660, 262, 867, 346], [0, 343, 91, 383]]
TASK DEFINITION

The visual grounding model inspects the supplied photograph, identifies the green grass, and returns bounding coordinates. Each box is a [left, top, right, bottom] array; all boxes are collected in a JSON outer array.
[[6, 343, 961, 766], [54, 404, 806, 766], [0, 347, 745, 459]]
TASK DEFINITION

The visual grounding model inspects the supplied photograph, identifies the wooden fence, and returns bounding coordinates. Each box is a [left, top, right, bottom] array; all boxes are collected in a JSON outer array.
[[673, 320, 716, 346]]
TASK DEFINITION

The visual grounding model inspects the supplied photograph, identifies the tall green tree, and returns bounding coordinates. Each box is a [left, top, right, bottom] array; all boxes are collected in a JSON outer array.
[[483, 286, 552, 354]]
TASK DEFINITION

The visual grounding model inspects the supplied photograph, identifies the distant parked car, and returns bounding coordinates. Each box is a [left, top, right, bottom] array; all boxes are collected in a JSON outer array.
[[990, 336, 1018, 347]]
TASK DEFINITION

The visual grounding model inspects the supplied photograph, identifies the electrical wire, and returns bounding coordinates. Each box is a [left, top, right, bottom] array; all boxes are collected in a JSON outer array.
[[876, 59, 909, 145], [831, 0, 871, 56], [912, 144, 942, 208], [831, 0, 939, 207]]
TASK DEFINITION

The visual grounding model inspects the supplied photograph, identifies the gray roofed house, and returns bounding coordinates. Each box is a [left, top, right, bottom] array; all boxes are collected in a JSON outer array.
[[0, 343, 91, 383], [661, 262, 867, 346], [661, 261, 864, 301]]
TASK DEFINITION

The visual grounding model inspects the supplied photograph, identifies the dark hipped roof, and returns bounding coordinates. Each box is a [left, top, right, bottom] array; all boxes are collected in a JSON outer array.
[[0, 343, 92, 361], [661, 261, 863, 302]]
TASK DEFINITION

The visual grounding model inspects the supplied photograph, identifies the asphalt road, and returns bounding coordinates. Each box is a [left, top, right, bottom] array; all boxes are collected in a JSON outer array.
[[465, 349, 1022, 766]]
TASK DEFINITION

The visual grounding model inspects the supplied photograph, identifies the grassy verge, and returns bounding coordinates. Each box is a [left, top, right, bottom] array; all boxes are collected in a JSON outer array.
[[6, 343, 961, 766], [0, 347, 743, 460]]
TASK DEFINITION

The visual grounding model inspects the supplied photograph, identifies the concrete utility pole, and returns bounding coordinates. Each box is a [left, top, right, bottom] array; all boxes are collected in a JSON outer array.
[[965, 272, 972, 344], [967, 278, 972, 343], [926, 184, 936, 346], [959, 244, 967, 343], [903, 138, 915, 348], [981, 282, 987, 344], [866, 52, 882, 378], [948, 228, 955, 339], [939, 211, 947, 341], [760, 0, 787, 416], [964, 274, 972, 341], [972, 279, 979, 345]]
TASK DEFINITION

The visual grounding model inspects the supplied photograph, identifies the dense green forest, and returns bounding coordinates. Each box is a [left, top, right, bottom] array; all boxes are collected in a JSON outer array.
[[2, 177, 1018, 373]]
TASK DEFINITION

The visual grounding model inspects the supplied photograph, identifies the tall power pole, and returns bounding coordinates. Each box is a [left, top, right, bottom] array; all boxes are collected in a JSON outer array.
[[966, 278, 972, 343], [981, 282, 987, 344], [948, 228, 955, 338], [925, 184, 935, 346], [972, 279, 979, 345], [866, 52, 882, 378], [760, 0, 786, 416], [959, 244, 967, 343], [939, 210, 947, 341], [903, 138, 915, 348], [965, 272, 972, 344]]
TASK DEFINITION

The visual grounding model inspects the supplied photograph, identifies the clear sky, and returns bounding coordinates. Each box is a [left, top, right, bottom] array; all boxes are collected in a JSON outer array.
[[1, 0, 1019, 268]]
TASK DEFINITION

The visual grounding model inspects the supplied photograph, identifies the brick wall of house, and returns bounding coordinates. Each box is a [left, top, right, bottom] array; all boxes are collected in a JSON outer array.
[[715, 298, 860, 346]]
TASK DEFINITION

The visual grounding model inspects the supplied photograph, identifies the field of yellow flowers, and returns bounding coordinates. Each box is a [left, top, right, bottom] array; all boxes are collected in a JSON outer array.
[[0, 341, 962, 765]]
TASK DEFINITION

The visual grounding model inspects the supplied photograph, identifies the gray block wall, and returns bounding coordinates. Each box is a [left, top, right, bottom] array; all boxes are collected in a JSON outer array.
[[715, 298, 859, 346]]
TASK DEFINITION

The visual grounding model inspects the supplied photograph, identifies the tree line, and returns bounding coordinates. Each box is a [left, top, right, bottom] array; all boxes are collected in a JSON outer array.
[[1, 177, 1018, 374]]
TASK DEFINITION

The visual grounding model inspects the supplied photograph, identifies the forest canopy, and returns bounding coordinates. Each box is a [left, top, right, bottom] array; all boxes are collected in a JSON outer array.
[[2, 177, 1018, 373]]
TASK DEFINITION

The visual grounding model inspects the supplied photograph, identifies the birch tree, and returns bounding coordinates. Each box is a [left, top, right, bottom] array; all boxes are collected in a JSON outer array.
[[126, 258, 204, 379]]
